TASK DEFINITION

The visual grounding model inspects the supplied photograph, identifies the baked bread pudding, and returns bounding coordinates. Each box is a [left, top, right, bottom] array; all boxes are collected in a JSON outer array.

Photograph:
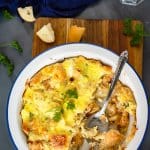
[[21, 56, 137, 150]]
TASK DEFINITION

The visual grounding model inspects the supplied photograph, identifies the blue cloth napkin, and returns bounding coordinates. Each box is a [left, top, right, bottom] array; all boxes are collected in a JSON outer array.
[[0, 0, 98, 17]]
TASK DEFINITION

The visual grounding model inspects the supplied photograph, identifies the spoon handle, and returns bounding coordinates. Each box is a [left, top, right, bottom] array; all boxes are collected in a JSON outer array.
[[107, 50, 128, 99], [96, 51, 128, 116]]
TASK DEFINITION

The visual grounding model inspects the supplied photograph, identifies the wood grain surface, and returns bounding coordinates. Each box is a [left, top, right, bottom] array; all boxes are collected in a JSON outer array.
[[32, 17, 143, 77]]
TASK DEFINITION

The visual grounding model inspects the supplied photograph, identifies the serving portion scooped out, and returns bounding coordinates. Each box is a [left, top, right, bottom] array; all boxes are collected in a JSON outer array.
[[85, 51, 128, 132], [21, 56, 137, 150]]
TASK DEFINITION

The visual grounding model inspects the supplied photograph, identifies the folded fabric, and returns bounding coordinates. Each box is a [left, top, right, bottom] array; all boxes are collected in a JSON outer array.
[[0, 0, 99, 17]]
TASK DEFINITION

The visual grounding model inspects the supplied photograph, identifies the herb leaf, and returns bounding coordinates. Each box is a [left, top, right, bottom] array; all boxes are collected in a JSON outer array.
[[29, 112, 34, 121], [9, 40, 23, 53], [53, 112, 61, 122], [1, 9, 13, 20], [123, 18, 150, 47], [53, 107, 63, 122], [130, 24, 143, 46], [123, 18, 133, 36], [66, 101, 75, 110], [65, 88, 78, 99], [123, 102, 129, 108], [0, 40, 23, 53], [0, 53, 14, 76]]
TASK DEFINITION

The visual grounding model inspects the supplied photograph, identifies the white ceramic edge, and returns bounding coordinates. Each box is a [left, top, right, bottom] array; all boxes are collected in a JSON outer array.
[[7, 43, 148, 150]]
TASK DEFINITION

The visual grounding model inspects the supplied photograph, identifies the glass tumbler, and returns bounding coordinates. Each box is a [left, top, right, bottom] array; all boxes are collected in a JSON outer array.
[[120, 0, 144, 6]]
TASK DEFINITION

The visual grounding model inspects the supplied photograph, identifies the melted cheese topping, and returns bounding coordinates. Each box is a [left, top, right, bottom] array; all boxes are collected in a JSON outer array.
[[21, 56, 136, 150]]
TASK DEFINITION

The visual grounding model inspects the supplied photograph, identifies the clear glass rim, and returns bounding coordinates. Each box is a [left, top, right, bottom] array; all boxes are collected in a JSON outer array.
[[120, 0, 144, 6]]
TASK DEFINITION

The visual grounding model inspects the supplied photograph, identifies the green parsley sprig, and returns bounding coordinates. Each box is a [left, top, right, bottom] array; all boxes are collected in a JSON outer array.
[[0, 40, 23, 53], [0, 9, 23, 76], [9, 40, 23, 53], [130, 24, 143, 46], [0, 40, 23, 76], [53, 111, 62, 122], [65, 88, 78, 99], [52, 88, 78, 121], [123, 18, 133, 36], [0, 53, 14, 76], [66, 101, 75, 110], [1, 9, 14, 20], [53, 107, 63, 122], [123, 18, 150, 46]]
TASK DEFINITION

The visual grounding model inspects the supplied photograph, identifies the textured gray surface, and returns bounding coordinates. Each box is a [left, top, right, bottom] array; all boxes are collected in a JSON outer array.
[[0, 0, 149, 149]]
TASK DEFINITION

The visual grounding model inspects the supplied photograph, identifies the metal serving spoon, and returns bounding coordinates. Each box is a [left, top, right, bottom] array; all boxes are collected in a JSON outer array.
[[85, 50, 128, 132]]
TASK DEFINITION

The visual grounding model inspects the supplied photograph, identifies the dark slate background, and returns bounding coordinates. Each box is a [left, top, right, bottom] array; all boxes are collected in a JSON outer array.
[[0, 0, 149, 149]]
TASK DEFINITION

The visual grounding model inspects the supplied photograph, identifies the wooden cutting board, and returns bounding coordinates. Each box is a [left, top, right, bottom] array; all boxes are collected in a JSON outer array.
[[32, 17, 143, 77]]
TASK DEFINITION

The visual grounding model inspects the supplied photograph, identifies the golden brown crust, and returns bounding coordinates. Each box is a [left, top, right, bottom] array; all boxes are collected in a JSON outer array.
[[85, 101, 100, 117], [50, 135, 67, 147], [118, 111, 129, 128], [70, 133, 84, 149], [28, 142, 43, 150], [99, 129, 125, 149], [21, 56, 137, 150]]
